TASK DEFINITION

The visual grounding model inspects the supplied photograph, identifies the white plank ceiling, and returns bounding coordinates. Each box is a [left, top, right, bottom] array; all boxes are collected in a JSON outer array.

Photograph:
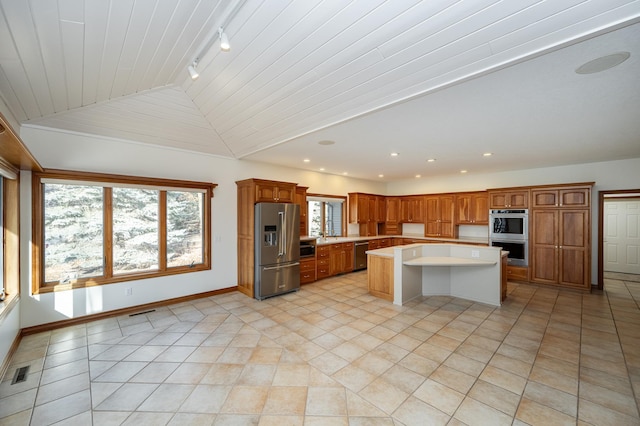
[[1, 0, 639, 181]]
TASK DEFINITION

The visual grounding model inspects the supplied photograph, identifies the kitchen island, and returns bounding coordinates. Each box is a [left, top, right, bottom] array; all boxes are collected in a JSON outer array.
[[367, 243, 506, 307]]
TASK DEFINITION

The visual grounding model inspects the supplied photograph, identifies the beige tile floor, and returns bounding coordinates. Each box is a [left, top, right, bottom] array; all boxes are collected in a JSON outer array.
[[1, 271, 639, 425]]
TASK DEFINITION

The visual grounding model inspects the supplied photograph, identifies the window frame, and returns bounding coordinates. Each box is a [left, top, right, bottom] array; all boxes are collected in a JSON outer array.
[[306, 194, 346, 237], [32, 169, 216, 294]]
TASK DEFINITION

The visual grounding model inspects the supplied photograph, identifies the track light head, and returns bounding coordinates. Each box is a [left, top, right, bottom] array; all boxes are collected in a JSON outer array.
[[219, 27, 230, 52], [188, 60, 199, 80]]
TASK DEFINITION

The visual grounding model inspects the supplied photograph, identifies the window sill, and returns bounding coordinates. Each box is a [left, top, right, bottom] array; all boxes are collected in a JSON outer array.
[[34, 264, 210, 294], [0, 293, 19, 323]]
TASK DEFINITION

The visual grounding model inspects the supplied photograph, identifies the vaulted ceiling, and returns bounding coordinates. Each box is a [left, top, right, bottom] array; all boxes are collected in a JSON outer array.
[[1, 1, 639, 181]]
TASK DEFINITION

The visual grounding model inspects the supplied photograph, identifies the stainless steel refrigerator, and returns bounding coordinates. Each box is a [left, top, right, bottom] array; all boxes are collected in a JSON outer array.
[[254, 203, 300, 300]]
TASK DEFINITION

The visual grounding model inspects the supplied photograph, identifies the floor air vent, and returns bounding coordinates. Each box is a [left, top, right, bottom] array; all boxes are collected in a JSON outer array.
[[11, 366, 29, 384]]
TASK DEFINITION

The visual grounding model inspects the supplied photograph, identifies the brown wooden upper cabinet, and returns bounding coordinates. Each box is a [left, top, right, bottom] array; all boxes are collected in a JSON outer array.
[[349, 193, 384, 236], [385, 197, 401, 222], [425, 194, 455, 237], [488, 189, 530, 209], [531, 187, 591, 208], [254, 180, 296, 203], [295, 186, 308, 236], [400, 196, 424, 223], [456, 192, 489, 224]]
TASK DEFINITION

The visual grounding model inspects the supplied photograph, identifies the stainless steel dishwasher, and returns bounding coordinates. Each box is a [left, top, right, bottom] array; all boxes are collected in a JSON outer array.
[[354, 241, 369, 271]]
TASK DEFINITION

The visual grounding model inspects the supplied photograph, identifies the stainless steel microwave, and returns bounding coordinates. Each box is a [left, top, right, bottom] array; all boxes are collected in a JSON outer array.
[[489, 209, 528, 240]]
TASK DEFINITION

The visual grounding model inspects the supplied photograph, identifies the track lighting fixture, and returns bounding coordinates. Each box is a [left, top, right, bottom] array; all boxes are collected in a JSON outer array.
[[219, 27, 230, 51], [188, 60, 199, 80]]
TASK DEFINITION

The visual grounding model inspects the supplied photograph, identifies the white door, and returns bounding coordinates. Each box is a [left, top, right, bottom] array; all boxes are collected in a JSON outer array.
[[604, 199, 640, 274]]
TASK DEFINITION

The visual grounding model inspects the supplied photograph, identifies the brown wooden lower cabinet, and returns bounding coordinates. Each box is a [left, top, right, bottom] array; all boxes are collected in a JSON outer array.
[[329, 242, 354, 275], [316, 245, 331, 279], [506, 266, 528, 282], [368, 255, 393, 301], [300, 257, 316, 284]]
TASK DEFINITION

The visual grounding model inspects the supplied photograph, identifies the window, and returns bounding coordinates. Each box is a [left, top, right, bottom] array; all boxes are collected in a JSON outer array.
[[33, 170, 216, 293], [307, 195, 345, 237]]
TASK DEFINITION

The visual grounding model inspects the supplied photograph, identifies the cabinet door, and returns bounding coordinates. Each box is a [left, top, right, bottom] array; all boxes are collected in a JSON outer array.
[[559, 210, 589, 288], [255, 184, 278, 202], [508, 191, 529, 208], [472, 193, 489, 224], [440, 195, 454, 222], [295, 187, 308, 236], [386, 197, 400, 223], [376, 196, 385, 223], [412, 197, 424, 222], [425, 196, 439, 221], [489, 192, 508, 209], [368, 256, 394, 301], [559, 188, 590, 208], [344, 244, 354, 273], [400, 197, 412, 222], [357, 194, 369, 223], [276, 185, 295, 203], [456, 194, 473, 224], [532, 190, 558, 208], [531, 210, 559, 284]]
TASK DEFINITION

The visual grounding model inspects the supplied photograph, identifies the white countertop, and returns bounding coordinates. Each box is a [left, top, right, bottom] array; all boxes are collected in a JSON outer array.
[[403, 256, 497, 266], [304, 235, 489, 246]]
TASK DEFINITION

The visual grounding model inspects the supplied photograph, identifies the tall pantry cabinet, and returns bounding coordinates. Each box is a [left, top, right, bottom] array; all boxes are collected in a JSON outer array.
[[530, 183, 593, 291], [236, 178, 297, 298]]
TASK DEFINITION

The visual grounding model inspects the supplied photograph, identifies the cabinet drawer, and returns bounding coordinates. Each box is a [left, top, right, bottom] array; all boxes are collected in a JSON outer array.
[[317, 258, 330, 267], [300, 270, 316, 284], [300, 260, 316, 272], [506, 266, 528, 281], [317, 267, 331, 279], [317, 246, 330, 258]]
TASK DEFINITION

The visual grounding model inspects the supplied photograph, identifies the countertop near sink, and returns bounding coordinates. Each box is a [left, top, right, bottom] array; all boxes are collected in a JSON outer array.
[[302, 235, 488, 246]]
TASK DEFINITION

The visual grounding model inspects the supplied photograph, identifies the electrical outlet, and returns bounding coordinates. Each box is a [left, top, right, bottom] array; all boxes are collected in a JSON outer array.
[[471, 250, 480, 258], [214, 235, 222, 243], [125, 287, 132, 296]]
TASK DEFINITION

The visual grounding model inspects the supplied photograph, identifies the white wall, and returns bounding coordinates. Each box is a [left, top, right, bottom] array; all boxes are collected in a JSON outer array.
[[18, 127, 385, 328]]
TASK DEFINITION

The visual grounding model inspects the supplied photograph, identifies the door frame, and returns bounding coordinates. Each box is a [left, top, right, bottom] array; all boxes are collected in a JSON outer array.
[[597, 189, 640, 289]]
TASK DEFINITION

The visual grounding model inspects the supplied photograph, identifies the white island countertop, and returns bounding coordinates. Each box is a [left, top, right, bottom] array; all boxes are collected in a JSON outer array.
[[304, 235, 489, 246], [403, 256, 497, 266]]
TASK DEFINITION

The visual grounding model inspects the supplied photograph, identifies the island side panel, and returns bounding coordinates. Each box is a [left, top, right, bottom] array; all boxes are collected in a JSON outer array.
[[398, 246, 422, 305], [449, 246, 502, 306], [368, 254, 394, 301]]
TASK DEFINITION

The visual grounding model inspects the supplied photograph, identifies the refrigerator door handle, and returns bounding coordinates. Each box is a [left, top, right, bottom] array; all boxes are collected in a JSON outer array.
[[262, 262, 300, 271], [279, 211, 285, 256]]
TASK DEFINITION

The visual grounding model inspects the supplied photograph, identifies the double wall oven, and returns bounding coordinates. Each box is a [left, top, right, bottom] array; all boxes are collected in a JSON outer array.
[[489, 209, 529, 266]]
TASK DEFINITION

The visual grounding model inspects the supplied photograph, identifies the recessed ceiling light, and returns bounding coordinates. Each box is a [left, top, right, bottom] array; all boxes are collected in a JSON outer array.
[[342, 172, 348, 175], [415, 174, 421, 178], [303, 158, 310, 163], [427, 158, 436, 162], [483, 152, 492, 157], [378, 174, 384, 178], [318, 140, 335, 146], [460, 170, 468, 174], [319, 168, 325, 171], [390, 152, 399, 157], [575, 52, 630, 74]]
